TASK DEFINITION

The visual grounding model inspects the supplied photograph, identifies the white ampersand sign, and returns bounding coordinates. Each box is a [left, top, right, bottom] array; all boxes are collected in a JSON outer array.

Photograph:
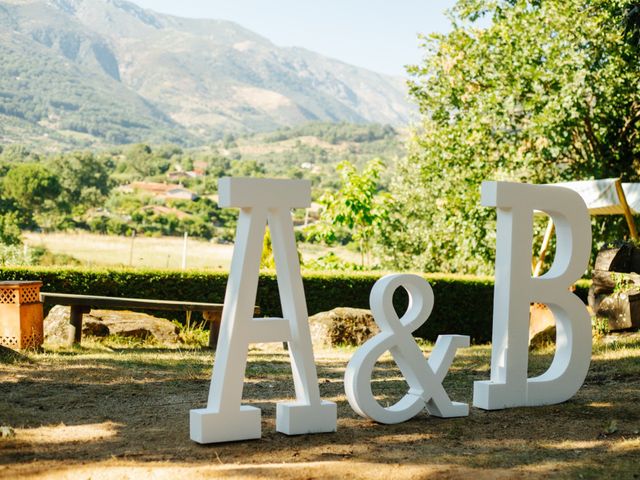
[[344, 274, 470, 423]]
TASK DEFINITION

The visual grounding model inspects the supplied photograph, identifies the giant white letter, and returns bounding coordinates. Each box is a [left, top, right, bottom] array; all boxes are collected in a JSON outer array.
[[190, 177, 337, 443], [473, 181, 592, 410]]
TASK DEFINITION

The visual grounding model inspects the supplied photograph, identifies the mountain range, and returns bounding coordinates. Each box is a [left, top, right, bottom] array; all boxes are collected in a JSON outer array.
[[0, 0, 412, 148]]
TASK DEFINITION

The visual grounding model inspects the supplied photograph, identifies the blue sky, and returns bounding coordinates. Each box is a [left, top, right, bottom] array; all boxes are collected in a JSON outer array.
[[129, 0, 457, 76]]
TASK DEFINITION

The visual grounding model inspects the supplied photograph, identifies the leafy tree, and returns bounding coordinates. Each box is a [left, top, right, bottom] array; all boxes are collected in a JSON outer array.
[[624, 2, 640, 47], [387, 0, 640, 274], [49, 151, 113, 218], [1, 163, 61, 228], [0, 211, 22, 245], [260, 228, 275, 269], [205, 155, 232, 178], [223, 133, 237, 149], [230, 159, 266, 177], [121, 144, 171, 178], [0, 144, 39, 163], [155, 144, 184, 159], [312, 159, 389, 267]]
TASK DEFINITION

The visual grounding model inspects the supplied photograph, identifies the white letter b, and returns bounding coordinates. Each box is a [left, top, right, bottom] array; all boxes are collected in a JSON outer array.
[[473, 181, 592, 410]]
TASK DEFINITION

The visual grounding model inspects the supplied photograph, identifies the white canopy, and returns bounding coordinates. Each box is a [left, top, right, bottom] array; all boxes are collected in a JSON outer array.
[[533, 178, 640, 275], [551, 178, 640, 216]]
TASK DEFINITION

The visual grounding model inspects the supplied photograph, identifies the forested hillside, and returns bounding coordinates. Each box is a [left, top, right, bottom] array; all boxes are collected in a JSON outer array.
[[0, 123, 404, 258], [0, 0, 412, 149]]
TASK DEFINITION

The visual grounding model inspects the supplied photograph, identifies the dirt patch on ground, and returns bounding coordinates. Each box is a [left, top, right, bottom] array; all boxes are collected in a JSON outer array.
[[1, 334, 639, 479]]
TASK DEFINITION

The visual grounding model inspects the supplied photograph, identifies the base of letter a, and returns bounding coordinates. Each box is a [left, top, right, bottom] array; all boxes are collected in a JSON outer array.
[[190, 406, 261, 444], [276, 401, 337, 435], [190, 401, 337, 443]]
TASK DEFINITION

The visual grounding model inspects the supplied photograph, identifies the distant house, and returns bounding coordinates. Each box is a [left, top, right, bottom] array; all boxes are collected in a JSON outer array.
[[165, 187, 198, 201], [193, 160, 208, 175], [123, 182, 199, 201]]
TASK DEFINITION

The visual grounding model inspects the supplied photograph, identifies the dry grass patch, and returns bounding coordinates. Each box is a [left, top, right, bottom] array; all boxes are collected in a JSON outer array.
[[22, 231, 361, 270], [1, 333, 639, 479]]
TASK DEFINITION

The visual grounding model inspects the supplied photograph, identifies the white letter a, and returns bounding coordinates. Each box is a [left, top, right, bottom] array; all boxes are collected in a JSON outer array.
[[190, 178, 337, 443]]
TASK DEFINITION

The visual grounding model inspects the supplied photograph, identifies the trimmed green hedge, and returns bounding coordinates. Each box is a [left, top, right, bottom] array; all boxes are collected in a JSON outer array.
[[0, 267, 591, 344]]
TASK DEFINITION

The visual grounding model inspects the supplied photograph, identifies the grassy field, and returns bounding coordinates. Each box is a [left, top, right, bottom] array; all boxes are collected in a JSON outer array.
[[1, 333, 639, 479], [24, 232, 235, 270], [23, 232, 360, 270]]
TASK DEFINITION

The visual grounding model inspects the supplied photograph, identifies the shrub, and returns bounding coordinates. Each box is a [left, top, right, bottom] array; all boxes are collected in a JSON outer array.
[[0, 266, 591, 344]]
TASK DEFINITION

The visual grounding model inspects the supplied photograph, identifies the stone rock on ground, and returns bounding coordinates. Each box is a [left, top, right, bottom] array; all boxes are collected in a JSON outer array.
[[529, 303, 555, 341], [308, 307, 379, 348], [90, 310, 180, 344], [44, 305, 76, 347], [82, 319, 110, 337], [44, 306, 180, 345], [529, 325, 556, 350]]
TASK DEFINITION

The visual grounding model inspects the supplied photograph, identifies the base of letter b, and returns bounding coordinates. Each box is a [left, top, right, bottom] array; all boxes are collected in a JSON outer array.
[[276, 401, 337, 435], [473, 380, 526, 410], [190, 406, 261, 444]]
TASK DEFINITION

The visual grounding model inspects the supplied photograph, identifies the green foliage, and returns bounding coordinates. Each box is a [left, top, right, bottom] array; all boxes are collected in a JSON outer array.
[[1, 163, 61, 228], [260, 228, 275, 270], [172, 315, 210, 347], [592, 316, 611, 337], [303, 252, 365, 271], [624, 2, 640, 48], [389, 0, 640, 274], [612, 272, 635, 293], [99, 195, 234, 240], [0, 212, 21, 245], [0, 244, 35, 266], [0, 121, 402, 244], [0, 243, 80, 267], [0, 265, 549, 344], [229, 159, 266, 177], [29, 246, 81, 267], [0, 40, 189, 147], [0, 144, 39, 163], [229, 123, 404, 192], [311, 159, 389, 267], [114, 144, 173, 179], [264, 122, 397, 144], [2, 163, 60, 210], [48, 151, 114, 218]]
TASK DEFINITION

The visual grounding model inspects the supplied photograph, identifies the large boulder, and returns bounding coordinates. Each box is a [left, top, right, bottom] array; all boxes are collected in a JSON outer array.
[[593, 242, 640, 273], [90, 310, 180, 344], [529, 325, 556, 350], [308, 307, 379, 348], [593, 290, 640, 331], [529, 303, 555, 342], [44, 306, 180, 345], [589, 242, 640, 331], [82, 319, 110, 337]]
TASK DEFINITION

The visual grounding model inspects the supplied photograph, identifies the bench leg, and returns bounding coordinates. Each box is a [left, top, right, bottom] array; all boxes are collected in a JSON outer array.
[[70, 306, 91, 344], [203, 311, 221, 349]]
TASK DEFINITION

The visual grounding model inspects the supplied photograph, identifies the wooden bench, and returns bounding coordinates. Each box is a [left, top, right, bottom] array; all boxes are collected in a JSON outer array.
[[39, 292, 259, 348]]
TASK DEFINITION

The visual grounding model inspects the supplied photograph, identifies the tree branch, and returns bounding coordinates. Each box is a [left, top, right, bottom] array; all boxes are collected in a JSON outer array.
[[583, 114, 603, 161], [620, 101, 640, 141]]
